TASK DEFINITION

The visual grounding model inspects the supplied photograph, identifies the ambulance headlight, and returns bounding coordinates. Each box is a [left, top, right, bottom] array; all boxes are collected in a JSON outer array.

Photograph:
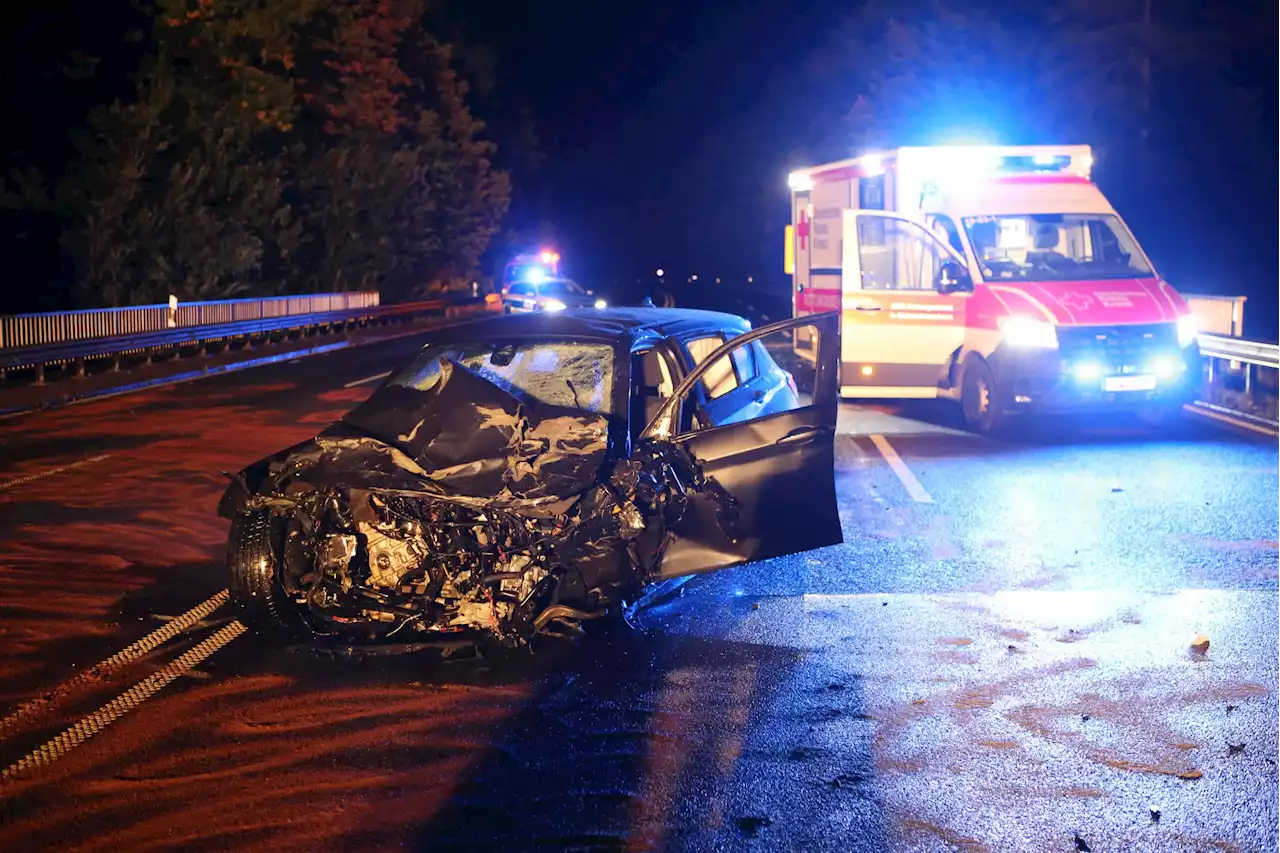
[[1176, 314, 1198, 348], [542, 298, 567, 312], [1000, 317, 1058, 349]]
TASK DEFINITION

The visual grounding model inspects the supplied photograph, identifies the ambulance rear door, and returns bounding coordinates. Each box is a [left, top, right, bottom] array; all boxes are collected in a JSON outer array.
[[839, 210, 972, 398]]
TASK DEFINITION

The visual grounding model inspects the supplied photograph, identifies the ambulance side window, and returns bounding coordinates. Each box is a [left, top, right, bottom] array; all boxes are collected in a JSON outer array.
[[856, 217, 953, 292]]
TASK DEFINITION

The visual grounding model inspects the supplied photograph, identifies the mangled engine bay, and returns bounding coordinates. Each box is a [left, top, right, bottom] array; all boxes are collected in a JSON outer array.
[[219, 358, 737, 647]]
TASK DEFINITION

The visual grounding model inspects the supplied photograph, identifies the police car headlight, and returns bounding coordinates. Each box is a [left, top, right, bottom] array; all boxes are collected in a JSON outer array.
[[594, 298, 607, 309], [1176, 314, 1198, 348], [542, 298, 567, 312], [1000, 316, 1058, 349]]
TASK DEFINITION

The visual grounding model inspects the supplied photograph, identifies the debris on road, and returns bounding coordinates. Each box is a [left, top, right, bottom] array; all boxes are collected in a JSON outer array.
[[1190, 633, 1211, 654], [1149, 809, 1161, 824], [733, 816, 772, 838], [1227, 742, 1247, 756], [1073, 832, 1092, 851]]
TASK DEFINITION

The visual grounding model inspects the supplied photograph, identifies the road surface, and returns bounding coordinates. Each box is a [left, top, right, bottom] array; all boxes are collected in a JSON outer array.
[[0, 333, 1275, 852]]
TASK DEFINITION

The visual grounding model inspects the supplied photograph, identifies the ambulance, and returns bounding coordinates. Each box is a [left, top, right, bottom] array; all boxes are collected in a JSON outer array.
[[785, 145, 1199, 432]]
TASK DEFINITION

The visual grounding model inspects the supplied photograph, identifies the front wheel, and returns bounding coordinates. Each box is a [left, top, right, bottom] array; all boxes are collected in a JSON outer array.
[[227, 511, 307, 639], [960, 357, 1009, 435]]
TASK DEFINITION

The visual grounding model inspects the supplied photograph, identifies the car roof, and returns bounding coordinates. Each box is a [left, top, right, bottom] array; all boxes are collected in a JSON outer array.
[[433, 307, 752, 345]]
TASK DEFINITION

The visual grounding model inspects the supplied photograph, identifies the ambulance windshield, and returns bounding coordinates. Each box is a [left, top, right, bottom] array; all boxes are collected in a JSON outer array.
[[962, 214, 1153, 282]]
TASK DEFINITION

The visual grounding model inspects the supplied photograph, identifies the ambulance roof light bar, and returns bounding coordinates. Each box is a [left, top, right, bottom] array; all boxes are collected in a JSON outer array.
[[789, 145, 1094, 190]]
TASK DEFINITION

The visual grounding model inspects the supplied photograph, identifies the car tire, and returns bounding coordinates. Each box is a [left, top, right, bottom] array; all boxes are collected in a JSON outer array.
[[227, 511, 306, 639], [960, 357, 1009, 435]]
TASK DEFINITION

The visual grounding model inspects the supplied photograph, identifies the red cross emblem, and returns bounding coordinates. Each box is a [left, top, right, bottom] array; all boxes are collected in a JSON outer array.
[[797, 210, 810, 250], [1059, 291, 1094, 311]]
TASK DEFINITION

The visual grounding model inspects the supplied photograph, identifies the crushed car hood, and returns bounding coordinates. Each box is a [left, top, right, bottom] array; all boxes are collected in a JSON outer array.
[[220, 358, 611, 516]]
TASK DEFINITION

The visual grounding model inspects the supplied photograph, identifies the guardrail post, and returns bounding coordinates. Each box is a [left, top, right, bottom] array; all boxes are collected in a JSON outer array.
[[74, 358, 86, 378], [34, 363, 45, 385]]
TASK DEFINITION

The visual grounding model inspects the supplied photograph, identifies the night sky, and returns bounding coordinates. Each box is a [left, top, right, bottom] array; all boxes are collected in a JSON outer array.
[[1, 0, 1276, 334]]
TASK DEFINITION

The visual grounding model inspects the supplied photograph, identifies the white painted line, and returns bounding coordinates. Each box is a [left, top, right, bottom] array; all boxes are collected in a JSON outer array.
[[0, 590, 229, 738], [343, 370, 392, 388], [1, 621, 247, 780], [0, 454, 112, 492], [1184, 404, 1279, 437], [869, 434, 933, 503]]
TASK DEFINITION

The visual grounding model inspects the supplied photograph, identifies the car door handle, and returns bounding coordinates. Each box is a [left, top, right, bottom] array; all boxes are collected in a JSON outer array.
[[852, 304, 882, 312], [752, 389, 765, 403], [776, 426, 826, 446]]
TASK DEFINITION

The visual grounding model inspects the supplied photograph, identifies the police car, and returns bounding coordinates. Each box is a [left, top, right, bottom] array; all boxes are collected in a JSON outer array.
[[499, 276, 607, 314]]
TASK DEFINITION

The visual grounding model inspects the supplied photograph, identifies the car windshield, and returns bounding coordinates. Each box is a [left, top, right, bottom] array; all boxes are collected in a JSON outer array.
[[962, 213, 1154, 281], [389, 339, 615, 414], [537, 279, 585, 299]]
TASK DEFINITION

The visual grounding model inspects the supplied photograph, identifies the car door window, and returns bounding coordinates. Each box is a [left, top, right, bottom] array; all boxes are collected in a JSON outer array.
[[659, 323, 821, 436], [507, 283, 531, 297], [685, 335, 739, 399]]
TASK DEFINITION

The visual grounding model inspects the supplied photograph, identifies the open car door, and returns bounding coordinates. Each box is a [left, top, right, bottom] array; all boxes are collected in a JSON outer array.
[[640, 312, 842, 579]]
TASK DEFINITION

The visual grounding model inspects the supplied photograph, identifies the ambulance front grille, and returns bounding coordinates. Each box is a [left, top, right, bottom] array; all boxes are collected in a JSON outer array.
[[1056, 322, 1178, 369]]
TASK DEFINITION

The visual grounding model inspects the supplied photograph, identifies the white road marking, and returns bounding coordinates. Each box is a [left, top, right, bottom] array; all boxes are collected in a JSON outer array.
[[0, 454, 112, 492], [869, 434, 933, 503], [0, 590, 230, 738], [343, 370, 392, 388], [1, 621, 247, 780]]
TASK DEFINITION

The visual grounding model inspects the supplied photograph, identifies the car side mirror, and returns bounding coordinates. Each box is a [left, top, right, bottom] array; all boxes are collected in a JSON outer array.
[[937, 262, 973, 294]]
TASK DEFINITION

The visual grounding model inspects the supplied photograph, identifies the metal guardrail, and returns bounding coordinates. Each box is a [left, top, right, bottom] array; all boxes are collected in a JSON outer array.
[[0, 298, 480, 383], [1196, 334, 1279, 369], [0, 293, 380, 350], [1194, 334, 1279, 428]]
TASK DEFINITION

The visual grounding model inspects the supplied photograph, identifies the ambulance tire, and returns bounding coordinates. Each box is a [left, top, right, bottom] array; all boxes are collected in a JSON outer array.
[[960, 357, 1008, 436]]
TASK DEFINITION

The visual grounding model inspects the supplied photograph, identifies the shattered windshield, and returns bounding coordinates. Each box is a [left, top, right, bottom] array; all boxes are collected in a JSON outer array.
[[390, 339, 616, 414], [962, 213, 1154, 281]]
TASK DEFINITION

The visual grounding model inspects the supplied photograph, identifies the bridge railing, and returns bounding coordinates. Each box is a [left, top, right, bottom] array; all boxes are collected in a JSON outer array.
[[1195, 334, 1279, 427], [0, 293, 487, 383], [0, 293, 381, 351]]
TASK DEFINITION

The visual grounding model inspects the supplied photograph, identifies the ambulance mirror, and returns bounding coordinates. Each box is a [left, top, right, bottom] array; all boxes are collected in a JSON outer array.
[[937, 262, 972, 294]]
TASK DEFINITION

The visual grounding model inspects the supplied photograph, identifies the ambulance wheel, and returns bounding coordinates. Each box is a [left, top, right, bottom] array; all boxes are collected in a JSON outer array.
[[961, 358, 1008, 435]]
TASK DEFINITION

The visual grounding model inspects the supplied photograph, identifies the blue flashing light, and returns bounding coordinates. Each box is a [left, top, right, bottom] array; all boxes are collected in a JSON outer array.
[[522, 265, 548, 285], [1072, 362, 1103, 382], [1149, 356, 1182, 380]]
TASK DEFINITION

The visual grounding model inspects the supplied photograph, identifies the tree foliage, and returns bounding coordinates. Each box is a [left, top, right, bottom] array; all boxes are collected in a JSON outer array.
[[9, 0, 509, 307]]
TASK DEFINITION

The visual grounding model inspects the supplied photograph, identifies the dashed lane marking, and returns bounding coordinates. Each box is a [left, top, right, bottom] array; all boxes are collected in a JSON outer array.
[[343, 370, 392, 388], [0, 590, 229, 738], [869, 434, 933, 503], [1, 620, 247, 781], [0, 454, 112, 492]]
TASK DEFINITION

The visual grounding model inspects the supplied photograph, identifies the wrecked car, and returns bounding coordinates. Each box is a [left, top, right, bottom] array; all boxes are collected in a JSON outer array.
[[218, 308, 842, 649]]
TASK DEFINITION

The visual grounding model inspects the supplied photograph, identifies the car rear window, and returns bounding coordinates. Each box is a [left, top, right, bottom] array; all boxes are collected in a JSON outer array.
[[392, 339, 616, 413]]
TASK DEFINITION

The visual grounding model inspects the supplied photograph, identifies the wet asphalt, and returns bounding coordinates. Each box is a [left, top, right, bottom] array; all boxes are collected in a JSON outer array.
[[0, 333, 1275, 852]]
